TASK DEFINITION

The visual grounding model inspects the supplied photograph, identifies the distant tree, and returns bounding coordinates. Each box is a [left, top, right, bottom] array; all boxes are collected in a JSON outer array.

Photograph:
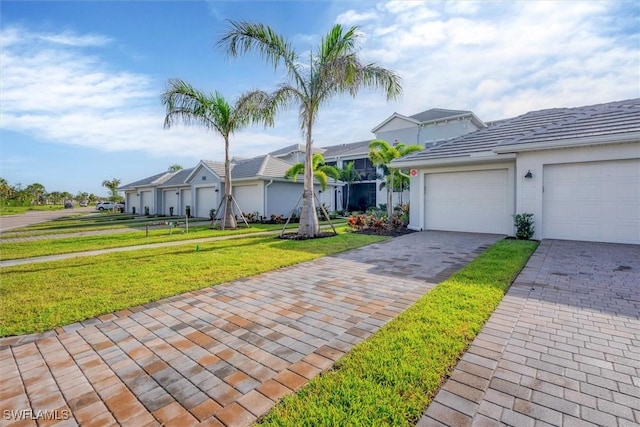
[[168, 164, 183, 172], [76, 191, 89, 203], [101, 178, 122, 207], [369, 139, 422, 218], [337, 161, 361, 211], [0, 178, 11, 201], [61, 191, 73, 202], [24, 183, 46, 205], [88, 193, 99, 204], [162, 79, 272, 229], [219, 21, 402, 237], [48, 191, 63, 205], [284, 153, 339, 192]]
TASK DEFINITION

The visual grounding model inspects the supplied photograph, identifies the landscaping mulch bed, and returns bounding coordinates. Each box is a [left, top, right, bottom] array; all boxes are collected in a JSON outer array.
[[278, 227, 415, 240]]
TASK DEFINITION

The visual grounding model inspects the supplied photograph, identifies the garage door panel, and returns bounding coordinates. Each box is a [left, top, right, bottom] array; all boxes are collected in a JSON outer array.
[[425, 169, 510, 234], [140, 191, 152, 214], [196, 187, 216, 218], [543, 159, 640, 244], [233, 185, 261, 215]]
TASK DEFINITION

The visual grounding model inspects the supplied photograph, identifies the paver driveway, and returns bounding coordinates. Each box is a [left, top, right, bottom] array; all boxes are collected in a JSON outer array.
[[0, 231, 501, 426], [420, 239, 640, 426]]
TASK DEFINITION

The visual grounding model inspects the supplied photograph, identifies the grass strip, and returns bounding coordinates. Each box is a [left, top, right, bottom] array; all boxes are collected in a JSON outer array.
[[0, 221, 347, 260], [258, 239, 538, 426], [0, 205, 65, 216], [0, 231, 386, 337]]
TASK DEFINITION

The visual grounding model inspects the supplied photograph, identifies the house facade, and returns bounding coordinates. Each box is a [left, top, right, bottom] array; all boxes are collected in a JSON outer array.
[[392, 99, 640, 245], [320, 108, 486, 211], [119, 154, 339, 219]]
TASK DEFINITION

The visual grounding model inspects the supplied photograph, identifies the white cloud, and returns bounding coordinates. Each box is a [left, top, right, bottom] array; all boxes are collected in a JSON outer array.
[[336, 9, 378, 25], [353, 0, 639, 121], [38, 31, 113, 47]]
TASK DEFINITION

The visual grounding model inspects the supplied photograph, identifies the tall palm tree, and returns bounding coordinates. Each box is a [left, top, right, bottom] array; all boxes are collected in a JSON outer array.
[[161, 79, 271, 229], [368, 139, 422, 218], [284, 153, 340, 192], [219, 21, 402, 237], [337, 161, 361, 211], [167, 164, 183, 172]]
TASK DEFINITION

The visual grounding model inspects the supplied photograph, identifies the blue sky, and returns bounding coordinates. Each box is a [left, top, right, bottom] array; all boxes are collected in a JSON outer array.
[[1, 0, 638, 196]]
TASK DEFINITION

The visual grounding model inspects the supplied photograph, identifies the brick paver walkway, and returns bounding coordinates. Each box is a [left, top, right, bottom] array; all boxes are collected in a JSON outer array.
[[419, 239, 640, 426], [0, 231, 501, 426]]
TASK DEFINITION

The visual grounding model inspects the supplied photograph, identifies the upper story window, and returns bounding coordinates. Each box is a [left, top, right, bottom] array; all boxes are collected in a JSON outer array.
[[353, 158, 376, 180]]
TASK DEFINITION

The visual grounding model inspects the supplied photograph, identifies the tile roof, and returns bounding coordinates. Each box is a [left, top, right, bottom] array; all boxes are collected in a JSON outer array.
[[321, 140, 372, 158], [119, 171, 171, 189], [269, 143, 324, 158], [409, 108, 473, 123], [396, 98, 640, 163], [201, 161, 226, 177], [158, 168, 194, 187]]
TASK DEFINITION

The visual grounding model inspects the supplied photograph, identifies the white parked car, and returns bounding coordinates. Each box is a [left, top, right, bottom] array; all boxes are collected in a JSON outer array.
[[95, 201, 125, 211]]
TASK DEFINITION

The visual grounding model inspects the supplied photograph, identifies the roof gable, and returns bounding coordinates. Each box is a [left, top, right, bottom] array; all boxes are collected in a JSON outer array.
[[409, 108, 472, 122], [184, 161, 224, 183], [372, 108, 484, 134]]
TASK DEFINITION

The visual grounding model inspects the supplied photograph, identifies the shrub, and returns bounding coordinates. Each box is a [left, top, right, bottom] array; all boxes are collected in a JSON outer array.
[[270, 214, 285, 224], [513, 213, 535, 240], [347, 215, 367, 231], [243, 211, 260, 223]]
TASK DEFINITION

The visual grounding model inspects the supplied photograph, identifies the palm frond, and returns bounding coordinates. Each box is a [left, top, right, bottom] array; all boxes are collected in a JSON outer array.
[[284, 162, 305, 182]]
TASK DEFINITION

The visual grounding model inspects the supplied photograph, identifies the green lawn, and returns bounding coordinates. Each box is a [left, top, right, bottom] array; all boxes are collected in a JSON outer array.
[[0, 205, 66, 216], [0, 231, 386, 337], [258, 239, 538, 426], [0, 220, 347, 260]]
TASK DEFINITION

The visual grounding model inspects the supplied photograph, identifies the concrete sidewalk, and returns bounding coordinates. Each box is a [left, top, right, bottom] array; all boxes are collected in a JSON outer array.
[[419, 239, 640, 426], [0, 231, 501, 426]]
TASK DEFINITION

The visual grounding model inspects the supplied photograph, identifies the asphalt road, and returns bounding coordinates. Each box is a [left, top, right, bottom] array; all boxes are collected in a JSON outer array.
[[0, 206, 95, 232]]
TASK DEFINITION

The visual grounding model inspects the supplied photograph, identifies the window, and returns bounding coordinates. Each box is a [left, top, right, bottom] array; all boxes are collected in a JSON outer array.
[[353, 158, 376, 180]]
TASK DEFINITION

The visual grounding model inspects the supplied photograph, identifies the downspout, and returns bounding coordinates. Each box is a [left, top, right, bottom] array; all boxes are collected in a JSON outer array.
[[264, 179, 274, 219], [397, 169, 411, 205]]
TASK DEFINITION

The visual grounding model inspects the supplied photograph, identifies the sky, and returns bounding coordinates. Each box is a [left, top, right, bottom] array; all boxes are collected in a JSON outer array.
[[1, 0, 639, 196]]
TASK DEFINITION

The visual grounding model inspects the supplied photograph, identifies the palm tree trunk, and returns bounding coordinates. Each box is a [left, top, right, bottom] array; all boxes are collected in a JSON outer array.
[[298, 119, 319, 237], [222, 136, 237, 229]]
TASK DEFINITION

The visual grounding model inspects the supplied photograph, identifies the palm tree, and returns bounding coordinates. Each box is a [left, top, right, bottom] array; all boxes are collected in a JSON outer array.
[[337, 161, 361, 211], [162, 79, 271, 229], [219, 21, 402, 237], [101, 178, 122, 204], [284, 153, 340, 193], [368, 139, 422, 218], [168, 164, 183, 172]]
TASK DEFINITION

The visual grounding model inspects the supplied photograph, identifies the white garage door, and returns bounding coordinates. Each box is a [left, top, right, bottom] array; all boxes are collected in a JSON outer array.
[[163, 191, 179, 216], [543, 160, 640, 244], [425, 169, 510, 234], [140, 191, 152, 215], [196, 187, 217, 218], [233, 184, 262, 215], [181, 189, 191, 216]]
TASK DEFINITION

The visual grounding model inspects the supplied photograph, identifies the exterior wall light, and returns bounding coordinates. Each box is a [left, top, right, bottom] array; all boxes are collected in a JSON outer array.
[[524, 170, 533, 179]]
